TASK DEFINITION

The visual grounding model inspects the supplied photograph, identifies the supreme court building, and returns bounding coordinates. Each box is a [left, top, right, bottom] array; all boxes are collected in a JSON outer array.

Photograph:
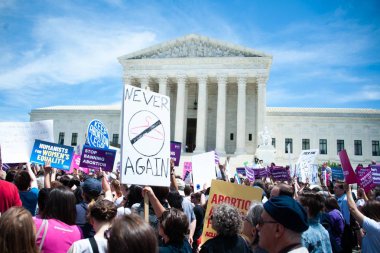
[[30, 34, 380, 166]]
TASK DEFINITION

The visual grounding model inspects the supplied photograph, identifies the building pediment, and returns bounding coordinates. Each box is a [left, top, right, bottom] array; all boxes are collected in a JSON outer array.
[[120, 34, 271, 60]]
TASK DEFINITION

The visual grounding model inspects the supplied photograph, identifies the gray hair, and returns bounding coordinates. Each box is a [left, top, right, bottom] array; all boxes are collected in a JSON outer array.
[[212, 203, 242, 236], [245, 202, 264, 227]]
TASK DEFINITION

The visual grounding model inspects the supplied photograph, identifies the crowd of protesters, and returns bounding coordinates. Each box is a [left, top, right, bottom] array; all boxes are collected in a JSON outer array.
[[1, 158, 380, 253]]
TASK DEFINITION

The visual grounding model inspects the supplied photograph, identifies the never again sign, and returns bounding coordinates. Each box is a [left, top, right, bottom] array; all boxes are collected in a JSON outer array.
[[121, 85, 170, 187]]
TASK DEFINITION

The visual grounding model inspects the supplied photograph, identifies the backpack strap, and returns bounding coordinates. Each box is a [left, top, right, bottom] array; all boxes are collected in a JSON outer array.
[[89, 237, 100, 253], [36, 219, 47, 238], [38, 219, 49, 251]]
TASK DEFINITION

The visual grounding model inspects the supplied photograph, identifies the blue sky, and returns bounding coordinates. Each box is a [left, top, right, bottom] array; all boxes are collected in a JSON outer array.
[[1, 0, 379, 121]]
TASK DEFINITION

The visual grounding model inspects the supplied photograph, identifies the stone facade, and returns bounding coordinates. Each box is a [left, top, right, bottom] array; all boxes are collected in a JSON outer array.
[[29, 34, 380, 166]]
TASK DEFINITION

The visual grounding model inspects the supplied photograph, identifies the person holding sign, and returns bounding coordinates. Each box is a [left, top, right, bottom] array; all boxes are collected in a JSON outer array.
[[14, 162, 39, 216], [200, 203, 251, 253], [346, 184, 380, 253], [158, 208, 192, 253]]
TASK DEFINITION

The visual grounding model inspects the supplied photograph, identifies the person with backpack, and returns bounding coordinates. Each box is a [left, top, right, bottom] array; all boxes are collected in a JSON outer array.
[[68, 199, 117, 253]]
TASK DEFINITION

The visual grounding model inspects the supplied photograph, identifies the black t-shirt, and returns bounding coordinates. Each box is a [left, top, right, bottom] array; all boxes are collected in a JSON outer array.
[[75, 201, 95, 238], [200, 235, 251, 253], [193, 204, 205, 239]]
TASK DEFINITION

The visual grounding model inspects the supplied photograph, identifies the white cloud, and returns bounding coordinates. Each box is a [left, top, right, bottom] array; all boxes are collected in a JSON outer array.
[[0, 17, 157, 90], [334, 85, 380, 103]]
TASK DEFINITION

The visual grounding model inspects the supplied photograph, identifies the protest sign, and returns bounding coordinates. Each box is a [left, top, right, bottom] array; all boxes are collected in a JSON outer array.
[[192, 151, 217, 192], [30, 140, 74, 170], [121, 85, 171, 187], [0, 120, 54, 163], [236, 167, 246, 176], [356, 167, 375, 193], [270, 166, 290, 181], [182, 161, 192, 181], [331, 167, 345, 181], [170, 141, 181, 166], [338, 150, 358, 184], [370, 165, 380, 185], [245, 167, 255, 182], [201, 180, 262, 245], [87, 119, 109, 149], [70, 154, 90, 174], [256, 168, 268, 178], [295, 149, 319, 183], [80, 146, 116, 172]]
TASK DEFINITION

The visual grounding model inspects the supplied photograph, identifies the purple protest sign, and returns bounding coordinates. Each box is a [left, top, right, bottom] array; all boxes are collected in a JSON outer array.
[[245, 167, 255, 182], [80, 146, 116, 172], [255, 168, 268, 178], [270, 166, 290, 181], [370, 165, 380, 185], [356, 167, 375, 193], [170, 141, 181, 166], [236, 167, 246, 176], [338, 150, 358, 184]]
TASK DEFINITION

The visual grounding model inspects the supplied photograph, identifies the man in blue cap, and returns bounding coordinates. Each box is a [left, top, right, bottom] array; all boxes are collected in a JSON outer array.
[[76, 177, 102, 238], [257, 195, 309, 253]]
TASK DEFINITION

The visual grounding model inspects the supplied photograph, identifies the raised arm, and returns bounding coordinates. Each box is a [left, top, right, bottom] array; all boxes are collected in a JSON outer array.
[[26, 162, 38, 189], [346, 184, 365, 226], [142, 186, 166, 218], [43, 161, 52, 188], [101, 170, 113, 201], [170, 159, 178, 192]]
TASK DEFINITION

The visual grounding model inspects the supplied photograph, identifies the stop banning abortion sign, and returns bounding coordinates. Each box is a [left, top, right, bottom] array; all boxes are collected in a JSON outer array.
[[87, 119, 109, 149]]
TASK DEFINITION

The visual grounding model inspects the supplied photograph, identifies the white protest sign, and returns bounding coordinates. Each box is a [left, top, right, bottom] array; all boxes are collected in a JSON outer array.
[[295, 149, 319, 183], [121, 85, 170, 187], [0, 120, 54, 163], [192, 151, 217, 192]]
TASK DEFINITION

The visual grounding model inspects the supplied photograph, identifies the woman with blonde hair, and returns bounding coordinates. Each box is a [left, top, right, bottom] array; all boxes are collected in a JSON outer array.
[[0, 206, 39, 253]]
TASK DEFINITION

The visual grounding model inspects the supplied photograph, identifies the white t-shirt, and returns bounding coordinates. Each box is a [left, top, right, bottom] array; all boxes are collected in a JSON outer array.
[[67, 236, 107, 253], [362, 216, 380, 253]]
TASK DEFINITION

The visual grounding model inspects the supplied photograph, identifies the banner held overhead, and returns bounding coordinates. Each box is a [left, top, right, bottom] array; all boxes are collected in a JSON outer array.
[[121, 85, 170, 187]]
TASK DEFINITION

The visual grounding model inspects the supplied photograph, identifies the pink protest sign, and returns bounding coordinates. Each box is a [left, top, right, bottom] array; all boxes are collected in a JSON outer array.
[[356, 167, 375, 193], [70, 154, 89, 174], [183, 161, 192, 181], [338, 150, 358, 184]]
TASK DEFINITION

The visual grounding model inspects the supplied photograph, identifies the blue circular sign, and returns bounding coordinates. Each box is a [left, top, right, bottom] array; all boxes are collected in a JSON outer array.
[[87, 119, 109, 149]]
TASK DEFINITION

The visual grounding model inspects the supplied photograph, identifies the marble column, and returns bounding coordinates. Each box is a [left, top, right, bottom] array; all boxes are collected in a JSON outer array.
[[256, 76, 267, 140], [174, 75, 187, 149], [140, 76, 149, 90], [158, 75, 168, 95], [235, 75, 247, 154], [194, 74, 208, 153], [215, 74, 227, 154]]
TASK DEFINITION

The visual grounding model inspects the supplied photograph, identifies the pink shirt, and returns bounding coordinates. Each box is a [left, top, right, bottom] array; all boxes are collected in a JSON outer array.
[[34, 217, 82, 253]]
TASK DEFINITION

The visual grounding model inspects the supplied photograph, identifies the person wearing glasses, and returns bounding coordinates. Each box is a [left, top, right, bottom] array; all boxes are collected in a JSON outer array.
[[200, 203, 251, 253], [68, 199, 117, 253], [257, 195, 309, 253]]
